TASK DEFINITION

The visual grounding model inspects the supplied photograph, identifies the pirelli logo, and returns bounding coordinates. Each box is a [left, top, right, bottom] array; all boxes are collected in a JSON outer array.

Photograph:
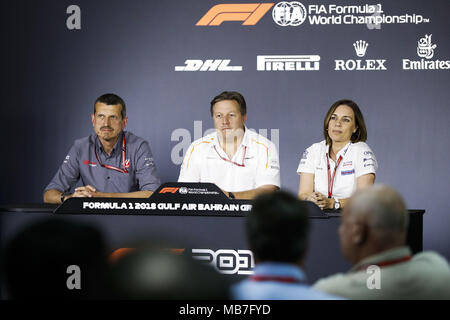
[[257, 55, 321, 71], [196, 3, 274, 26]]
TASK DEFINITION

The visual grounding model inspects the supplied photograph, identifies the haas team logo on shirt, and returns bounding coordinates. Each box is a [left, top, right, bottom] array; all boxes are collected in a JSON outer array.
[[83, 160, 97, 167]]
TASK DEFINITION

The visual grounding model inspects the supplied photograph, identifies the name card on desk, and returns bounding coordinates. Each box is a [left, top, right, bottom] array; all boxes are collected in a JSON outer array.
[[54, 183, 252, 217]]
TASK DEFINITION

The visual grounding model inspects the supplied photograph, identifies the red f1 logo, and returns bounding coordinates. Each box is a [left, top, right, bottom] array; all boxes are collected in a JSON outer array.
[[159, 187, 180, 194]]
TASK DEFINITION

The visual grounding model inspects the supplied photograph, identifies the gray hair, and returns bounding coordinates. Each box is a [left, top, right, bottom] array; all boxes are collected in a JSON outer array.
[[349, 184, 409, 233]]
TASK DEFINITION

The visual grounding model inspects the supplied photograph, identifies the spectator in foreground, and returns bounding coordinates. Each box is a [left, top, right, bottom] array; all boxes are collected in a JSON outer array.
[[313, 184, 450, 299], [108, 246, 231, 299], [232, 190, 339, 299], [2, 218, 108, 299]]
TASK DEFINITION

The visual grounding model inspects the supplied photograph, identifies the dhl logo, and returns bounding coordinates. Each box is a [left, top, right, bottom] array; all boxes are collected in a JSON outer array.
[[159, 187, 180, 194], [196, 3, 274, 26]]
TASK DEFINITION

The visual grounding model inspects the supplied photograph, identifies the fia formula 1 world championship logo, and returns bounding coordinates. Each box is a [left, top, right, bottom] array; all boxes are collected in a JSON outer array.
[[272, 2, 307, 26]]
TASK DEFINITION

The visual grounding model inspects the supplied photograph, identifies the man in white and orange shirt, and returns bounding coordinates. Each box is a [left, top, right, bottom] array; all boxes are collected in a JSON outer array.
[[178, 91, 280, 199]]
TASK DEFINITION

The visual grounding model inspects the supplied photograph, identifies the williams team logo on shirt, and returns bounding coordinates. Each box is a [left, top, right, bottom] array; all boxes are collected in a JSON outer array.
[[341, 169, 355, 176]]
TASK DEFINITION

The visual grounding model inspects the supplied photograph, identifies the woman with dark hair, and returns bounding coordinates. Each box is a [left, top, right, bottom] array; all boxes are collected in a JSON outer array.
[[297, 99, 377, 210]]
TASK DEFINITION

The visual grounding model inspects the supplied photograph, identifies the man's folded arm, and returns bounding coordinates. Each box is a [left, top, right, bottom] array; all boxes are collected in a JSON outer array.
[[43, 189, 65, 204], [43, 145, 81, 203], [224, 184, 279, 200], [178, 143, 201, 183], [91, 190, 153, 198], [134, 140, 161, 194]]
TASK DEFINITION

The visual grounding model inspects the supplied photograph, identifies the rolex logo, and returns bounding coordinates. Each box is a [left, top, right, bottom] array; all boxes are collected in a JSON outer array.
[[335, 40, 386, 71], [353, 40, 369, 57]]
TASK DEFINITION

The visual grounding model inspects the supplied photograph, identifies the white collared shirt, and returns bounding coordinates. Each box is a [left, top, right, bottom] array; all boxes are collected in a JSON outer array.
[[297, 140, 377, 199], [178, 128, 280, 192]]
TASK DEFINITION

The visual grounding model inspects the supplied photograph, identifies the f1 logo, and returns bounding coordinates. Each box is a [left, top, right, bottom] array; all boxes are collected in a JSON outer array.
[[196, 3, 274, 26], [159, 187, 179, 194]]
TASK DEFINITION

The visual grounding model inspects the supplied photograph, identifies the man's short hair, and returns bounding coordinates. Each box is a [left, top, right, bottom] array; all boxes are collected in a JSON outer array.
[[247, 190, 310, 263], [210, 91, 247, 116], [350, 185, 409, 233], [94, 93, 127, 119]]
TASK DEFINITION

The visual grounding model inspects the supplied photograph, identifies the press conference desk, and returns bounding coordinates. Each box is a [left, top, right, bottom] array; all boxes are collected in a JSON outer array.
[[0, 203, 424, 284]]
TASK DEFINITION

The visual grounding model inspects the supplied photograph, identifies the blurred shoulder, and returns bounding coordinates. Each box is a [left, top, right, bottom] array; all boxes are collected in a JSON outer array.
[[351, 141, 375, 153], [247, 129, 276, 148], [305, 140, 327, 153], [73, 135, 92, 148], [189, 132, 216, 150]]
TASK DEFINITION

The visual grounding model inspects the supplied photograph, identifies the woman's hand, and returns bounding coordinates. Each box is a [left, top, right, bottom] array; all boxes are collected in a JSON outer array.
[[306, 192, 331, 210]]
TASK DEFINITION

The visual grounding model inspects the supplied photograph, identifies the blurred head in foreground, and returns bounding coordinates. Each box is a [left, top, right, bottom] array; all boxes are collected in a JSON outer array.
[[109, 246, 231, 299], [339, 184, 408, 264], [3, 217, 108, 299], [247, 190, 310, 265]]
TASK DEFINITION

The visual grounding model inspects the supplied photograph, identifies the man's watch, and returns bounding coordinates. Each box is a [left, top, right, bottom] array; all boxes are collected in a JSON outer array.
[[334, 197, 341, 210], [61, 191, 69, 203]]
